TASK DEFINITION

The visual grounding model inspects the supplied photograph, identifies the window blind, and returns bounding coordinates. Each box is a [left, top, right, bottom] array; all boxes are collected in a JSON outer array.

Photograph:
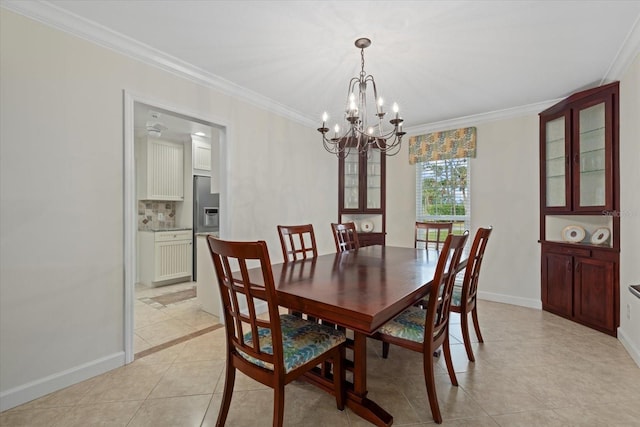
[[415, 157, 471, 234]]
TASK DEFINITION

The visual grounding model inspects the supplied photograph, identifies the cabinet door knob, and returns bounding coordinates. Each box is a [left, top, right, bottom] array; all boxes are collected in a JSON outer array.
[[575, 262, 581, 273], [566, 260, 572, 273]]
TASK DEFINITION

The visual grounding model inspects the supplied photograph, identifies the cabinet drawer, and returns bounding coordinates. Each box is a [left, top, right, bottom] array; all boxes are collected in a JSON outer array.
[[545, 244, 591, 257], [358, 232, 385, 247], [155, 230, 192, 242]]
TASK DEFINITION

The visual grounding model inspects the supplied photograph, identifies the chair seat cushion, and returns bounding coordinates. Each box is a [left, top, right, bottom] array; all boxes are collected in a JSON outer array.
[[239, 314, 346, 373], [377, 306, 427, 343]]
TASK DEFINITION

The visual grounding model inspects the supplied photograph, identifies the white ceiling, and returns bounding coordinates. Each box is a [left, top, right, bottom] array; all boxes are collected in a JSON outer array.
[[5, 1, 640, 138]]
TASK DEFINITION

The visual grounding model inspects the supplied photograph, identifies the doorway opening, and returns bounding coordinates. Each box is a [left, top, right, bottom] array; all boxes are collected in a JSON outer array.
[[123, 91, 228, 363]]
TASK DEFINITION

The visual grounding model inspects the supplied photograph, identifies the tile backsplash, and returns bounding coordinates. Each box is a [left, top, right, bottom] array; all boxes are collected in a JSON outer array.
[[138, 201, 176, 230]]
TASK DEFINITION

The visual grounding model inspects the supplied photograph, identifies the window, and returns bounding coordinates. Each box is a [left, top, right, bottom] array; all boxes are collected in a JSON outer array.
[[415, 157, 470, 234]]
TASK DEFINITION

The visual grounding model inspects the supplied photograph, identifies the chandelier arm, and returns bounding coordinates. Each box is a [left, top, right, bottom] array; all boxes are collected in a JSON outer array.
[[345, 77, 360, 114], [365, 75, 378, 98], [347, 77, 360, 96], [322, 134, 354, 158]]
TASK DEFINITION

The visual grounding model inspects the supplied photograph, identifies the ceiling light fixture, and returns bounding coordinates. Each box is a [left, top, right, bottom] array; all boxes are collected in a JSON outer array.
[[192, 132, 206, 137], [318, 38, 405, 157]]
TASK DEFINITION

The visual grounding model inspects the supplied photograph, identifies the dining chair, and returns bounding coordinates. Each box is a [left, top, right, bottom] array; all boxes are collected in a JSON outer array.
[[415, 221, 453, 250], [277, 224, 318, 320], [206, 236, 346, 427], [451, 226, 493, 362], [277, 224, 318, 262], [373, 231, 469, 424], [331, 222, 360, 252]]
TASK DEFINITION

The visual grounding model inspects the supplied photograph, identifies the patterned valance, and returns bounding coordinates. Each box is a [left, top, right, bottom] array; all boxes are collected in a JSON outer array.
[[408, 127, 477, 164]]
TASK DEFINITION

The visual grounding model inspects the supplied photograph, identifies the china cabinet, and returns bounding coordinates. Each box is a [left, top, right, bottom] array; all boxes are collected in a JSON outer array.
[[539, 81, 619, 336], [338, 148, 386, 246]]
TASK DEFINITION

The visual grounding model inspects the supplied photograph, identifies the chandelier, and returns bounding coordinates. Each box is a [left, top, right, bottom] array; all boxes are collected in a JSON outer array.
[[318, 38, 405, 157]]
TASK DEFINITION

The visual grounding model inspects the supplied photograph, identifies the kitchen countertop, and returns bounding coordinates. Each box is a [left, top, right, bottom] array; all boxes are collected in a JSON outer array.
[[195, 231, 219, 237], [139, 227, 193, 232]]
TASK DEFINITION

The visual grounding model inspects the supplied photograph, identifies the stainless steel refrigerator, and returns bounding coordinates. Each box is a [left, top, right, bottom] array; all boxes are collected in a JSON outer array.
[[193, 175, 219, 280]]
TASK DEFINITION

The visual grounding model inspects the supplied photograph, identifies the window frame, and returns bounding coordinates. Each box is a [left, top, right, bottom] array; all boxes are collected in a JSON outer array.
[[415, 157, 471, 234]]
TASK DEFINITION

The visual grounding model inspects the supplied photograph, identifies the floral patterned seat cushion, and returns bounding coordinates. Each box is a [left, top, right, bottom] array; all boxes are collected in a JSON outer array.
[[377, 306, 428, 343], [238, 314, 346, 373]]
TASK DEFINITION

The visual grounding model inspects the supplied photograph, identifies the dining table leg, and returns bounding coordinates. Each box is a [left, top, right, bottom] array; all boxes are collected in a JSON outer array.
[[300, 330, 393, 426], [345, 332, 394, 427]]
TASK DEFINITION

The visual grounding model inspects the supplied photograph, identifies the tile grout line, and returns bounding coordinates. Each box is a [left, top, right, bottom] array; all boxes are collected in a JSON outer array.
[[134, 324, 224, 360]]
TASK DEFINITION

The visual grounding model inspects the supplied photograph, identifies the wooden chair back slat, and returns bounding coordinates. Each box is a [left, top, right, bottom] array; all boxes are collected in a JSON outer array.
[[277, 224, 318, 262], [415, 221, 453, 250], [331, 222, 360, 252], [424, 232, 468, 347]]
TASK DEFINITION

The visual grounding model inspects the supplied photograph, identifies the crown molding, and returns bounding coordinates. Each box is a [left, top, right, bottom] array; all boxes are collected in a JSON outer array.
[[3, 0, 637, 133], [404, 99, 560, 136], [603, 13, 640, 83], [1, 0, 316, 127]]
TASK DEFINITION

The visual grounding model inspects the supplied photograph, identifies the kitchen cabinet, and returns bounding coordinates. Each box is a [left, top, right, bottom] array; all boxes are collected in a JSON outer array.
[[137, 136, 184, 200], [338, 148, 386, 246], [191, 134, 220, 193], [138, 230, 192, 286], [192, 136, 211, 172], [539, 82, 619, 336]]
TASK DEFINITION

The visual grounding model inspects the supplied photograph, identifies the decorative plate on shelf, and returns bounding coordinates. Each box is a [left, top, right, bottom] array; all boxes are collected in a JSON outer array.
[[590, 227, 610, 245], [360, 220, 374, 233], [562, 225, 586, 243]]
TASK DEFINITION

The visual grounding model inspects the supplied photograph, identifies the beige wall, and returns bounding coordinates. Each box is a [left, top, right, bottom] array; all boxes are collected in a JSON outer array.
[[0, 10, 336, 409], [619, 53, 640, 365], [1, 8, 638, 410], [388, 116, 541, 308], [469, 116, 542, 305]]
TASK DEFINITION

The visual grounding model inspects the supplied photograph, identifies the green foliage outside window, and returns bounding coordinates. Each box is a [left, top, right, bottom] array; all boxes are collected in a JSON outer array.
[[427, 204, 465, 216], [420, 158, 468, 217]]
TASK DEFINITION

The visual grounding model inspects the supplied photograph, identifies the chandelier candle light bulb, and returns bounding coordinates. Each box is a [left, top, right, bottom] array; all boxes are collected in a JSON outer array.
[[318, 37, 406, 157]]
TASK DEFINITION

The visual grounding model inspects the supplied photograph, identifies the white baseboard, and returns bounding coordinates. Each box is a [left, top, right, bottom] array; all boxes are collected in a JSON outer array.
[[0, 352, 125, 412], [618, 328, 640, 368], [478, 291, 542, 310]]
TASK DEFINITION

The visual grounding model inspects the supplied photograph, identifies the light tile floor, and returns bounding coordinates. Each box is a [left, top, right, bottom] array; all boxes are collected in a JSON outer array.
[[2, 300, 639, 426], [133, 281, 220, 355]]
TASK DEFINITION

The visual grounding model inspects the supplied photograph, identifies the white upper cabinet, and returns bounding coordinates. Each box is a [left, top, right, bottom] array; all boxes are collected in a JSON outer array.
[[192, 133, 220, 194], [192, 136, 211, 172], [137, 136, 184, 200]]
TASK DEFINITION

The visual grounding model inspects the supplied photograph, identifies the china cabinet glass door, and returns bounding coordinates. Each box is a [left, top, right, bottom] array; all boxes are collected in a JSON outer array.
[[343, 152, 359, 209], [366, 149, 381, 209], [576, 102, 606, 208], [338, 145, 386, 246], [545, 116, 568, 208]]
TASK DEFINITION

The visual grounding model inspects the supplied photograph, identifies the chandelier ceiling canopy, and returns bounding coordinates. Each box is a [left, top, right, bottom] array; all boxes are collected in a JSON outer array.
[[318, 38, 405, 157]]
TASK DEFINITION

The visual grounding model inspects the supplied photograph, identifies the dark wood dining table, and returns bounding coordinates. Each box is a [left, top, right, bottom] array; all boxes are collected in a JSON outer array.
[[262, 245, 446, 427]]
